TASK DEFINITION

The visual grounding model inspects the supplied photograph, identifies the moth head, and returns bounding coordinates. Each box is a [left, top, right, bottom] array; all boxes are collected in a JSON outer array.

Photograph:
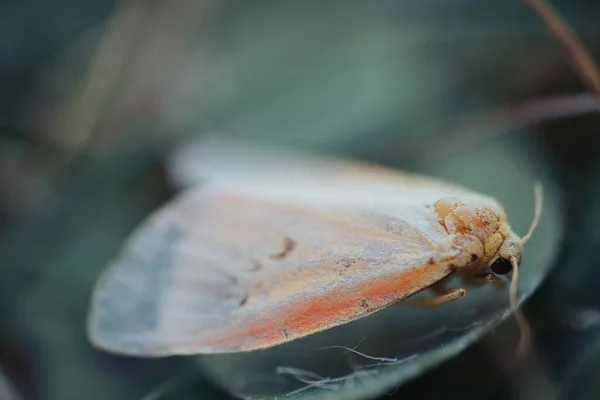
[[488, 182, 543, 278], [489, 235, 522, 276]]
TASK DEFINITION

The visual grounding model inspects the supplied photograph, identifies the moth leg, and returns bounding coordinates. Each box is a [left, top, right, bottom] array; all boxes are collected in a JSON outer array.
[[404, 281, 466, 307], [461, 273, 506, 290], [491, 278, 506, 290]]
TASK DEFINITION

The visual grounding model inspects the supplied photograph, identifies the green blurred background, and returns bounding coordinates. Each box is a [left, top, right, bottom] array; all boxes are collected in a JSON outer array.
[[2, 0, 600, 399]]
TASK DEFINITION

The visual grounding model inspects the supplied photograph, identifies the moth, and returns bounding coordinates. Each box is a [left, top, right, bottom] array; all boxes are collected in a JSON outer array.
[[87, 137, 542, 356]]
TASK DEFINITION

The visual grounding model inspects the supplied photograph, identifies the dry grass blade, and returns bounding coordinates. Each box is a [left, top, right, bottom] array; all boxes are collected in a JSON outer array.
[[53, 0, 148, 154], [523, 0, 600, 105], [365, 93, 599, 164]]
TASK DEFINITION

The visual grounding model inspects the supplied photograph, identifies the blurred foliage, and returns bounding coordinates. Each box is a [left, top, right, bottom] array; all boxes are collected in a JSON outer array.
[[1, 0, 600, 399]]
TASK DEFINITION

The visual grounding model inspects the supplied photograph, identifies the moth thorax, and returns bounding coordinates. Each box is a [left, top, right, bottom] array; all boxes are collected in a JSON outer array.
[[433, 197, 505, 260]]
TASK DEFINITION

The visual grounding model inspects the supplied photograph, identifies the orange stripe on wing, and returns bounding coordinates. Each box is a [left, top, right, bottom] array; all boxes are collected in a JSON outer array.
[[282, 262, 454, 334], [203, 261, 455, 352]]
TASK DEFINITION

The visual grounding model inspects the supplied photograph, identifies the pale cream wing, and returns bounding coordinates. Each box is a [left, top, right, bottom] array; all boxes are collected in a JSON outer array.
[[87, 184, 467, 356], [167, 135, 506, 213]]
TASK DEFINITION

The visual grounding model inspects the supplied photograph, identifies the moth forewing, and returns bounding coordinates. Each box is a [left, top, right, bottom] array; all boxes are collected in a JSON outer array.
[[87, 168, 513, 356]]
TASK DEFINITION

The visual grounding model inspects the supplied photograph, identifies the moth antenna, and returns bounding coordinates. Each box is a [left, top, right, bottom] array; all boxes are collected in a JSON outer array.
[[509, 256, 532, 359], [521, 182, 544, 246]]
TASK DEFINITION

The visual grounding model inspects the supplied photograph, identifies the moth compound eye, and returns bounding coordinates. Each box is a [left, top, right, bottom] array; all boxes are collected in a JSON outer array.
[[490, 257, 512, 275]]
